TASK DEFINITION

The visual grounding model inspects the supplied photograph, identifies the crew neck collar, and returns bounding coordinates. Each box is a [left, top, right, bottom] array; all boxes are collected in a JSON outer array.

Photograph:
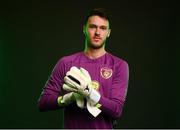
[[81, 51, 108, 62]]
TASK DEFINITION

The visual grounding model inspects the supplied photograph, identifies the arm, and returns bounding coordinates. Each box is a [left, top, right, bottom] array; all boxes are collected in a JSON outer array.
[[99, 61, 129, 118], [38, 58, 67, 111]]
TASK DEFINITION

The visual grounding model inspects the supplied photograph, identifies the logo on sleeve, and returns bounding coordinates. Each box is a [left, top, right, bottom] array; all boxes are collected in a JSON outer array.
[[100, 67, 113, 79]]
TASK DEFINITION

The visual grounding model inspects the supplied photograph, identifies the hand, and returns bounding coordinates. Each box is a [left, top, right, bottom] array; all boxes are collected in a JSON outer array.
[[64, 66, 102, 117], [64, 66, 101, 105], [64, 66, 91, 97], [63, 84, 85, 108]]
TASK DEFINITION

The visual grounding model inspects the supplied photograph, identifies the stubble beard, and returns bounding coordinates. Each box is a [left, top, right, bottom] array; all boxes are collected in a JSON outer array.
[[87, 39, 106, 49]]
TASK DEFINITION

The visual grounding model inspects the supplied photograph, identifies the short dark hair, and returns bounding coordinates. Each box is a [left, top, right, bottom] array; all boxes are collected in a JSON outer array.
[[84, 8, 110, 27]]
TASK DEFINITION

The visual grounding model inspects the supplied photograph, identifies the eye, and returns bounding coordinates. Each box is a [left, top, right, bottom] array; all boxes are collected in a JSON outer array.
[[89, 25, 97, 28], [100, 26, 107, 30]]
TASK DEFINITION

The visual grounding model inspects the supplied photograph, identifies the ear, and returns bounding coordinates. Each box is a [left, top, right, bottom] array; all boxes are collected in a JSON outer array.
[[107, 29, 111, 38]]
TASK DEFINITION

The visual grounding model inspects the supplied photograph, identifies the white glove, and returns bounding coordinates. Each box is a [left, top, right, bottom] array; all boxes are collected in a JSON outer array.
[[64, 66, 101, 117], [63, 84, 85, 109], [63, 82, 101, 117], [64, 66, 101, 105]]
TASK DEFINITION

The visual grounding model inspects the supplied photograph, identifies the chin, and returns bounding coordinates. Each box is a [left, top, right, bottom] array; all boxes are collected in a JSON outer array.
[[89, 42, 105, 49]]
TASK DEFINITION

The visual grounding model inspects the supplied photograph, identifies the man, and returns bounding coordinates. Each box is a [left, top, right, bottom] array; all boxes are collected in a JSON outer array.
[[38, 8, 129, 129]]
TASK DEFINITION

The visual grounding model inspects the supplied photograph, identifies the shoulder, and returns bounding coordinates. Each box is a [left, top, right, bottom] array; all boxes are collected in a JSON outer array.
[[107, 53, 129, 77], [52, 52, 82, 74], [57, 52, 82, 64], [106, 52, 128, 67]]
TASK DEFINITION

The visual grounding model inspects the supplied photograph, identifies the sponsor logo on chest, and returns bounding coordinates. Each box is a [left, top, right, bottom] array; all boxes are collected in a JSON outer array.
[[91, 80, 100, 90]]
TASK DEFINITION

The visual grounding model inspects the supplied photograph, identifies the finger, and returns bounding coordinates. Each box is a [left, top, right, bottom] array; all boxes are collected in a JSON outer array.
[[63, 84, 77, 92], [67, 69, 84, 84], [67, 68, 87, 88], [64, 76, 79, 88], [64, 76, 82, 90], [80, 67, 91, 81], [69, 66, 87, 83]]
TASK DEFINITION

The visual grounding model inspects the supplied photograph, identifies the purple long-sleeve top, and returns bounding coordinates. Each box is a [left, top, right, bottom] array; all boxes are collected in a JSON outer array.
[[38, 52, 129, 129]]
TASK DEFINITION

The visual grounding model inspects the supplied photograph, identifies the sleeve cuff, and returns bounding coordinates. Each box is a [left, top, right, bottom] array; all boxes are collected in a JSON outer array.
[[57, 96, 64, 106], [95, 103, 102, 109]]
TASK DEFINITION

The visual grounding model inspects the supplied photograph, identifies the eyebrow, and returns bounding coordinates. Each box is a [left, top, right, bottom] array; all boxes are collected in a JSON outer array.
[[88, 24, 108, 28]]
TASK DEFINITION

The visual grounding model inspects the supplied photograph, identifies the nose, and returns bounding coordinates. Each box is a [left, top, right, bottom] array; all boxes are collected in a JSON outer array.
[[95, 28, 100, 35]]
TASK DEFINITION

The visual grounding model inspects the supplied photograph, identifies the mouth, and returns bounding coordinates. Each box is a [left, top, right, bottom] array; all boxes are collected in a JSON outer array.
[[93, 37, 101, 41]]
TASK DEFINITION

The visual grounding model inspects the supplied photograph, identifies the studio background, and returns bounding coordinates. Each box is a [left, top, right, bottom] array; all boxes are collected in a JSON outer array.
[[0, 0, 179, 128]]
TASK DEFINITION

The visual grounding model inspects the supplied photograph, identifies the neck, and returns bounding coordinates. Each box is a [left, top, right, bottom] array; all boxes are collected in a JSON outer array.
[[84, 47, 106, 59]]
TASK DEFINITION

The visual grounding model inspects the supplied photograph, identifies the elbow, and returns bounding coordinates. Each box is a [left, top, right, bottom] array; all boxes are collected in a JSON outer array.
[[37, 100, 46, 112], [100, 97, 125, 118], [112, 107, 123, 118], [111, 102, 124, 118], [37, 96, 50, 112], [37, 95, 60, 111]]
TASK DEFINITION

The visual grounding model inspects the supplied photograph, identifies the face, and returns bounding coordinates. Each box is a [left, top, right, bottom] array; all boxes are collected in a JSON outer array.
[[84, 15, 111, 49]]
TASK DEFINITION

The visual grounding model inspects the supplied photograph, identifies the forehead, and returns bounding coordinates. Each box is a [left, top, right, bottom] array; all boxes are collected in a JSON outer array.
[[87, 15, 109, 26]]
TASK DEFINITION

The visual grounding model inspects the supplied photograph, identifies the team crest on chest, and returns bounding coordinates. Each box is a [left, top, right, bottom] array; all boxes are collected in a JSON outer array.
[[100, 67, 113, 79]]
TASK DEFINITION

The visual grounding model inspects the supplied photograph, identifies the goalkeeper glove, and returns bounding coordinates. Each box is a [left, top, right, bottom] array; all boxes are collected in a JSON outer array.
[[64, 66, 101, 117], [64, 66, 101, 105]]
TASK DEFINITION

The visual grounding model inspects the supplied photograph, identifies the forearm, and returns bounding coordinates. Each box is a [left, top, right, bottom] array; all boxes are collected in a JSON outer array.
[[38, 88, 76, 111], [38, 93, 61, 111], [99, 95, 124, 119], [98, 61, 129, 118], [38, 58, 72, 111]]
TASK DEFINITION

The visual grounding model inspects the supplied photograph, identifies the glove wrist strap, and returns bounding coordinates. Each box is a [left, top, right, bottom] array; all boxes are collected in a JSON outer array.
[[89, 89, 101, 105]]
